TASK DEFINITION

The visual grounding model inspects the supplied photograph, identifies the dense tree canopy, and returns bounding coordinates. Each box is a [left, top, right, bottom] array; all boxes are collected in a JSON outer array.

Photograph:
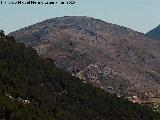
[[0, 34, 160, 120]]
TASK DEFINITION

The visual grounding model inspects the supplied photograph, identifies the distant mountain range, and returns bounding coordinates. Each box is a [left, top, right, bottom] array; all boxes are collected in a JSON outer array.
[[9, 16, 160, 105], [146, 25, 160, 40]]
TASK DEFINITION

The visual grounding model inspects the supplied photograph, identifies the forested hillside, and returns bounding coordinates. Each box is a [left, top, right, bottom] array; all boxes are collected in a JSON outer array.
[[0, 32, 160, 120]]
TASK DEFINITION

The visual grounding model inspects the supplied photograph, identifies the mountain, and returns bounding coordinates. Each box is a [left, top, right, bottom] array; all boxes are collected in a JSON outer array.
[[146, 25, 160, 40], [1, 33, 160, 120], [9, 16, 160, 103]]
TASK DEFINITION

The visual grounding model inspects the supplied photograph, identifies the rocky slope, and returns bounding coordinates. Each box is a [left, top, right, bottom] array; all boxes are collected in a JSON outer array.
[[146, 25, 160, 41], [9, 16, 160, 102]]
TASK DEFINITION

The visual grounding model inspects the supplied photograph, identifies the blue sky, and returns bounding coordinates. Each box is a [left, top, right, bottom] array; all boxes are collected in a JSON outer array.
[[0, 0, 160, 34]]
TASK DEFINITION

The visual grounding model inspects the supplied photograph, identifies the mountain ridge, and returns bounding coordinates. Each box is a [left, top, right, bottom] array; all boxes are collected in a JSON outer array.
[[146, 25, 160, 41]]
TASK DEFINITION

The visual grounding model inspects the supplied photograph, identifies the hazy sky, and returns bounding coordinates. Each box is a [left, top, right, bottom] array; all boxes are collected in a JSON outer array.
[[0, 0, 160, 34]]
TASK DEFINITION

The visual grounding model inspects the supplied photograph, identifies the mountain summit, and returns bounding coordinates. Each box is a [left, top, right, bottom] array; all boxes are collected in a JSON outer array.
[[9, 16, 160, 102]]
